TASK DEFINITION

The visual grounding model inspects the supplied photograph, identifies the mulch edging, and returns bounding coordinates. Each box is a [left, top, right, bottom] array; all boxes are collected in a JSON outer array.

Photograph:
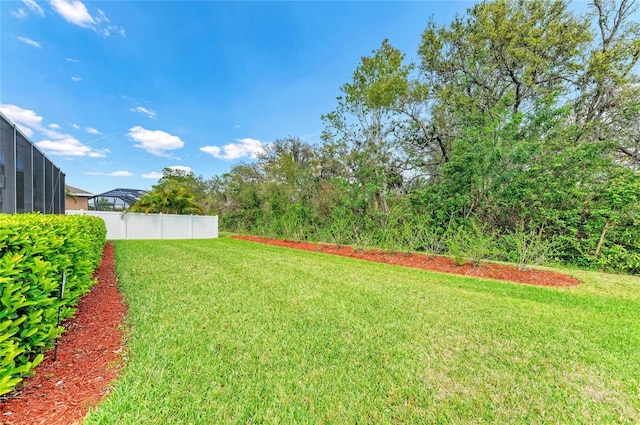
[[233, 235, 581, 287], [0, 242, 127, 425]]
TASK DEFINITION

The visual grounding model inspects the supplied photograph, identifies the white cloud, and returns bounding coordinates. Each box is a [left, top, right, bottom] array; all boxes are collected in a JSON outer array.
[[130, 106, 156, 119], [50, 0, 93, 27], [71, 76, 81, 81], [85, 126, 100, 135], [142, 171, 164, 179], [234, 124, 241, 129], [127, 126, 184, 157], [71, 123, 80, 129], [24, 0, 45, 16], [17, 36, 41, 48], [12, 9, 29, 19], [66, 57, 78, 63], [0, 104, 43, 137], [200, 146, 221, 157], [84, 170, 133, 177], [200, 138, 265, 160], [109, 170, 133, 177], [39, 127, 108, 157], [37, 137, 107, 157], [0, 104, 108, 157], [96, 9, 109, 22], [50, 0, 125, 37], [12, 0, 45, 19]]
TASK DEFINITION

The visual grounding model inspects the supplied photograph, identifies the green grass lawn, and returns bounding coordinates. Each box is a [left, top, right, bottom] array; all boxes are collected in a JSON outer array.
[[85, 237, 640, 424]]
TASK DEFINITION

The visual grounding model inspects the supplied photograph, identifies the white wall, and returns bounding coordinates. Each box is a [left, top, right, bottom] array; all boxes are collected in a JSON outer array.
[[66, 210, 218, 240]]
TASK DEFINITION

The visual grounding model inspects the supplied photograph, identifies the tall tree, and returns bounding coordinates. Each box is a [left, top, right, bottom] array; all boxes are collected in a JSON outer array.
[[574, 0, 640, 168], [418, 0, 592, 171], [322, 40, 413, 214], [258, 137, 316, 187]]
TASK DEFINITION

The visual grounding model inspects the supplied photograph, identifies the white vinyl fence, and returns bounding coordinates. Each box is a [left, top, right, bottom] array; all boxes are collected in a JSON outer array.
[[66, 210, 218, 240]]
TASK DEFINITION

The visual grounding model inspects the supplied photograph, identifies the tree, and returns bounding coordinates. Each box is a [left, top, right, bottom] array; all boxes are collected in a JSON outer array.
[[322, 40, 413, 214], [258, 137, 316, 187], [418, 0, 592, 174], [212, 163, 266, 232], [128, 168, 204, 215], [573, 0, 640, 168], [157, 167, 209, 205], [129, 186, 204, 215], [209, 0, 640, 273]]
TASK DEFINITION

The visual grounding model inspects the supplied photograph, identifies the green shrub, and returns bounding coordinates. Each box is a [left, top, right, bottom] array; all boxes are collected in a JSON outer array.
[[404, 218, 446, 256], [500, 223, 555, 270], [0, 213, 106, 396], [445, 220, 494, 266], [596, 244, 640, 275]]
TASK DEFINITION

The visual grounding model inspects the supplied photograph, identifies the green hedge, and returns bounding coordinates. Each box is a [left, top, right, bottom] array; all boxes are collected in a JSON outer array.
[[0, 214, 106, 396]]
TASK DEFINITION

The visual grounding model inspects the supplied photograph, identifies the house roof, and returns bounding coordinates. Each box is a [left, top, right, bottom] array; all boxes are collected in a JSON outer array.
[[65, 185, 93, 197], [89, 188, 147, 205]]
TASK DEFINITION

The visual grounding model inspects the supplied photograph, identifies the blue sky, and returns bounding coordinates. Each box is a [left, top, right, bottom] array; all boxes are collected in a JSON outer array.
[[1, 0, 592, 194]]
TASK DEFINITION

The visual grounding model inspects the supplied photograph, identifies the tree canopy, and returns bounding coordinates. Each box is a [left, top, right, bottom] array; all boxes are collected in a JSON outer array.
[[174, 0, 640, 273], [128, 168, 205, 215]]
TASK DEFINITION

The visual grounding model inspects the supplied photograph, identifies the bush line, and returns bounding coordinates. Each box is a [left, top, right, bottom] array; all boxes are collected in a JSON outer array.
[[0, 213, 106, 396]]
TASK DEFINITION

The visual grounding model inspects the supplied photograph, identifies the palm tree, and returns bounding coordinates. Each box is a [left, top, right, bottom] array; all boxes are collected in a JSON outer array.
[[128, 186, 204, 215]]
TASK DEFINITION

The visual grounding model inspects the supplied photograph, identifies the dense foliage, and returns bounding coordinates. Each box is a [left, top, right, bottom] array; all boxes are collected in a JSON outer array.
[[128, 168, 205, 215], [0, 214, 106, 395], [166, 0, 640, 273]]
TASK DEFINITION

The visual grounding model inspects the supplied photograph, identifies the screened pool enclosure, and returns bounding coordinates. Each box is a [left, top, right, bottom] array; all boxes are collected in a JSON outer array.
[[88, 188, 147, 211], [0, 112, 65, 214]]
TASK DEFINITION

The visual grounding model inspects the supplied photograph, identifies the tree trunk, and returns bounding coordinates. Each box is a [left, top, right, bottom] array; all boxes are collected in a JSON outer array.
[[595, 219, 610, 258]]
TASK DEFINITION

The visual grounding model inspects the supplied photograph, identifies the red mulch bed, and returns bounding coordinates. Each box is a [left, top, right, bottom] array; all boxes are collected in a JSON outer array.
[[233, 235, 580, 287], [0, 242, 127, 425]]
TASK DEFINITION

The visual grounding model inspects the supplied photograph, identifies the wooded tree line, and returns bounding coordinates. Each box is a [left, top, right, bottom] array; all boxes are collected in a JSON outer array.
[[136, 0, 640, 273]]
